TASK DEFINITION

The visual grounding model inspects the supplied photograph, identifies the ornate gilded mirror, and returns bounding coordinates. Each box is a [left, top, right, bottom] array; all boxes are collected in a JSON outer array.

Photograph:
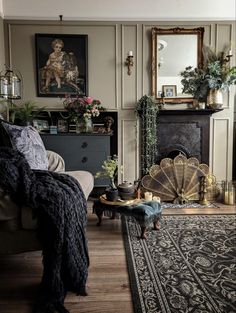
[[151, 27, 204, 103]]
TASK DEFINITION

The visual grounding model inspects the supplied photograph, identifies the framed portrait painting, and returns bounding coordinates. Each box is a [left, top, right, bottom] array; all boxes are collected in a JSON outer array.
[[35, 33, 88, 97]]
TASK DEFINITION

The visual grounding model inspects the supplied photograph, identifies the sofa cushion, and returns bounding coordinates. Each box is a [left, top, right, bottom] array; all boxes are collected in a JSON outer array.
[[47, 150, 65, 172], [65, 170, 94, 200], [1, 122, 49, 170]]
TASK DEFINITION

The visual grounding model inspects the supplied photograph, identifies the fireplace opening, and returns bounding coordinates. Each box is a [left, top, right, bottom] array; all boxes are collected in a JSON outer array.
[[167, 149, 187, 159], [157, 143, 192, 163]]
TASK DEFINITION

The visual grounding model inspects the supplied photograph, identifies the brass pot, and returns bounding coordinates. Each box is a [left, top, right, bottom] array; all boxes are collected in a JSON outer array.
[[207, 89, 223, 109]]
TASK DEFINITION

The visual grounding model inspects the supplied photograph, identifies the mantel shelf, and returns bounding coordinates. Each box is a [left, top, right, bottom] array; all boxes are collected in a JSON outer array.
[[158, 109, 223, 116]]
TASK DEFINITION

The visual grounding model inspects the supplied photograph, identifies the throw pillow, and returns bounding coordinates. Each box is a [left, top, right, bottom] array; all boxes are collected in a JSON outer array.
[[2, 122, 49, 170]]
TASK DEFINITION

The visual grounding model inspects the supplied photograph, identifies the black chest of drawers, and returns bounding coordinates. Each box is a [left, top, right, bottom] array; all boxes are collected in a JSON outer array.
[[41, 133, 111, 187]]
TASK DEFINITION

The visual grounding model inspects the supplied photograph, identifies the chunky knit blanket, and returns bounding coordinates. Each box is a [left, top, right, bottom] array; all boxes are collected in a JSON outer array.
[[0, 147, 89, 313]]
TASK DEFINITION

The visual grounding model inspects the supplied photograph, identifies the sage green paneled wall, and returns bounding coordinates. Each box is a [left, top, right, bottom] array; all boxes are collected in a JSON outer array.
[[3, 20, 235, 182]]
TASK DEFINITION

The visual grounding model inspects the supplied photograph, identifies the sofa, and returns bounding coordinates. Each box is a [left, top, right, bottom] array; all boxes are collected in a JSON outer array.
[[0, 149, 94, 254]]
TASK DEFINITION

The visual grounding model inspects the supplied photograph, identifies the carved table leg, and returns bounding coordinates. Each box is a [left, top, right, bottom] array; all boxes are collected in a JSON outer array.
[[138, 226, 147, 239], [153, 220, 161, 230], [96, 211, 103, 226], [110, 211, 116, 220]]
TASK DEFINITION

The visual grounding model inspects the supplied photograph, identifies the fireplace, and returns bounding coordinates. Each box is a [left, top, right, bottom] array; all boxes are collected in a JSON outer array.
[[156, 109, 220, 164]]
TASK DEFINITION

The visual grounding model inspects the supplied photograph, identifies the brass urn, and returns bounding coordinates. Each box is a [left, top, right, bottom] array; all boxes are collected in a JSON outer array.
[[207, 89, 223, 109]]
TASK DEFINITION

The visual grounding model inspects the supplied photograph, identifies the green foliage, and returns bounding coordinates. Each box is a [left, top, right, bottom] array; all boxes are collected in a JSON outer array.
[[136, 95, 159, 176], [10, 101, 45, 125], [95, 155, 119, 189], [180, 66, 208, 101], [180, 45, 236, 101]]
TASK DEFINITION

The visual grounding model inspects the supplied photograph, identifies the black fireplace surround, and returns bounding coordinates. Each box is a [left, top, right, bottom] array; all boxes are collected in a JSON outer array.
[[156, 109, 221, 165]]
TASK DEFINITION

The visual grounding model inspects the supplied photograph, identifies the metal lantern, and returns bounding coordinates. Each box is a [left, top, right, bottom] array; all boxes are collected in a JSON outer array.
[[0, 68, 22, 99]]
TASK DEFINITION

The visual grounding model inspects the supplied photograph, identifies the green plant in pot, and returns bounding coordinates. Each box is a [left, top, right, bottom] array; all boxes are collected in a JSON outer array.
[[95, 155, 119, 201], [10, 101, 45, 126], [180, 45, 236, 108]]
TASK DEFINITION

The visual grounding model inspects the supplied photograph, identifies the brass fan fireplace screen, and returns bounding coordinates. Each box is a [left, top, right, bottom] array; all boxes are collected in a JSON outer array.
[[141, 154, 216, 204]]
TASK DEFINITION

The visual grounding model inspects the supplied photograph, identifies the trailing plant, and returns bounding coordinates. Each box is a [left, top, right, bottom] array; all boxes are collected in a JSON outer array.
[[136, 95, 159, 176], [180, 45, 236, 101]]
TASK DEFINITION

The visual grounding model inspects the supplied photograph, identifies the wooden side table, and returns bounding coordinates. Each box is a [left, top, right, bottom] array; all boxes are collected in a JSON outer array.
[[93, 195, 162, 239]]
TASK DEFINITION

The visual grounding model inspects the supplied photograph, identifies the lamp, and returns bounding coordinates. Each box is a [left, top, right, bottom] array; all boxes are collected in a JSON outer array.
[[0, 65, 22, 120], [125, 51, 134, 75]]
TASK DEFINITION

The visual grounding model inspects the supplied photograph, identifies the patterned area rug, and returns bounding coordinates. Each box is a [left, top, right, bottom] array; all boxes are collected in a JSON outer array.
[[122, 215, 236, 313]]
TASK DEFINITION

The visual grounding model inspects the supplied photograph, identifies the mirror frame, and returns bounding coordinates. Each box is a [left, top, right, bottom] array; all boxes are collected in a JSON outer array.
[[151, 27, 204, 103]]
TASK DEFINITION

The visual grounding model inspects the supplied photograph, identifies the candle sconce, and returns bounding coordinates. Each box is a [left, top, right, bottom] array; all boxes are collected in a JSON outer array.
[[221, 49, 233, 64], [125, 51, 134, 75]]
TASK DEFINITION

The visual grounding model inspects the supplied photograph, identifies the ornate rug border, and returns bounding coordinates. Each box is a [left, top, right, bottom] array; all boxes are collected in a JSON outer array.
[[122, 214, 143, 313]]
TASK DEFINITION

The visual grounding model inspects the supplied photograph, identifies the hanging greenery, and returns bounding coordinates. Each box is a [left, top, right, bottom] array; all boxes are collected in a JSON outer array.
[[136, 95, 159, 176]]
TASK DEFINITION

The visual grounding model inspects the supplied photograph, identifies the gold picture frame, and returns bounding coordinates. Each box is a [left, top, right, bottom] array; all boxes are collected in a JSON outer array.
[[162, 85, 177, 98]]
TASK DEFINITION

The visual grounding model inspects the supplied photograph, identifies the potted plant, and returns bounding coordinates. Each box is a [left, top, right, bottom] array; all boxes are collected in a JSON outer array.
[[136, 95, 159, 176], [10, 101, 45, 126], [95, 155, 119, 201], [180, 45, 236, 108]]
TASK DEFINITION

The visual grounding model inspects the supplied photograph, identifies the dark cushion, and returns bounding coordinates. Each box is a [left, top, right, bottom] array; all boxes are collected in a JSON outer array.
[[0, 119, 12, 147], [0, 120, 49, 170]]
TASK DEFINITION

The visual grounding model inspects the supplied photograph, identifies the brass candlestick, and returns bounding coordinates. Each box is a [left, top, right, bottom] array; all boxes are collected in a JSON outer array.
[[199, 176, 209, 205]]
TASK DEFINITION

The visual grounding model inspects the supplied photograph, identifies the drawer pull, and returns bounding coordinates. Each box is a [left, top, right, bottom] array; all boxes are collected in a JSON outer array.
[[82, 157, 88, 163], [81, 142, 88, 148]]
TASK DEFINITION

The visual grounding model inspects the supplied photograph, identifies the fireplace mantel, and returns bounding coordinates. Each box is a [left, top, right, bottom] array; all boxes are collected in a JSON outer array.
[[159, 109, 223, 116]]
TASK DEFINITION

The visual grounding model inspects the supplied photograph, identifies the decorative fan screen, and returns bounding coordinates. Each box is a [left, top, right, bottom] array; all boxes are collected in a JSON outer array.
[[141, 154, 214, 204]]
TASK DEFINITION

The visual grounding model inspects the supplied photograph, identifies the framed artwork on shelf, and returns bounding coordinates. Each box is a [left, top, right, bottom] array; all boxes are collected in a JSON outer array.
[[33, 119, 49, 132], [162, 85, 177, 98], [35, 33, 88, 97], [93, 123, 105, 133]]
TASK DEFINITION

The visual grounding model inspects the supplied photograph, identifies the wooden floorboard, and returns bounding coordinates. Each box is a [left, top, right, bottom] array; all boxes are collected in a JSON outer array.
[[0, 201, 235, 313]]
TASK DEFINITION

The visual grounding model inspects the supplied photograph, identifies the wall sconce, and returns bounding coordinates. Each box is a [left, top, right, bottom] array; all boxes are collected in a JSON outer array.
[[125, 51, 134, 75], [221, 48, 233, 64]]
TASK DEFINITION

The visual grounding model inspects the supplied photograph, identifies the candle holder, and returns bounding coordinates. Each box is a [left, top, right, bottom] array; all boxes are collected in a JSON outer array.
[[125, 51, 134, 75], [199, 176, 209, 206]]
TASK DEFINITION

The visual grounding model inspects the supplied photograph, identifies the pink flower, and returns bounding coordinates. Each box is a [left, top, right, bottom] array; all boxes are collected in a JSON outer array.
[[85, 96, 93, 104]]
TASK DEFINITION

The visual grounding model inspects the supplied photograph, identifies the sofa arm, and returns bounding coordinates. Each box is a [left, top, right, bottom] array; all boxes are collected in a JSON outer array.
[[47, 150, 65, 172]]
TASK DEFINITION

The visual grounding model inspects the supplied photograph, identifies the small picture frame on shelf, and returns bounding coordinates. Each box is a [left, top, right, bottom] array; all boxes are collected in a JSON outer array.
[[162, 85, 177, 97], [33, 119, 49, 132], [57, 119, 68, 133], [93, 123, 105, 133]]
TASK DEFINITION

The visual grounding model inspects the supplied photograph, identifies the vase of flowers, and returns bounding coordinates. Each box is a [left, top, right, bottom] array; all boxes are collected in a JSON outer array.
[[63, 95, 105, 133], [75, 116, 93, 133]]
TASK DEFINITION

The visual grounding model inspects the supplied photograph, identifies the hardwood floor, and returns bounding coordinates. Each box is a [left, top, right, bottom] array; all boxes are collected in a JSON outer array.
[[0, 201, 235, 313]]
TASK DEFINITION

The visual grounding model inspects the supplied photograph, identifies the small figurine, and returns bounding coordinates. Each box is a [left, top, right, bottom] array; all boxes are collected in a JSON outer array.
[[104, 116, 114, 134]]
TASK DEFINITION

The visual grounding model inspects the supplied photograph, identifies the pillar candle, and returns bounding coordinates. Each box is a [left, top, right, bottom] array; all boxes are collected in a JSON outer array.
[[224, 191, 229, 204], [152, 196, 161, 203], [144, 191, 153, 201], [228, 191, 235, 205]]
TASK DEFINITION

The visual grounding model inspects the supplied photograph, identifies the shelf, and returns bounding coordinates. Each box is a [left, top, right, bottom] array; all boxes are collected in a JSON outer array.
[[158, 109, 223, 116], [40, 132, 113, 136]]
